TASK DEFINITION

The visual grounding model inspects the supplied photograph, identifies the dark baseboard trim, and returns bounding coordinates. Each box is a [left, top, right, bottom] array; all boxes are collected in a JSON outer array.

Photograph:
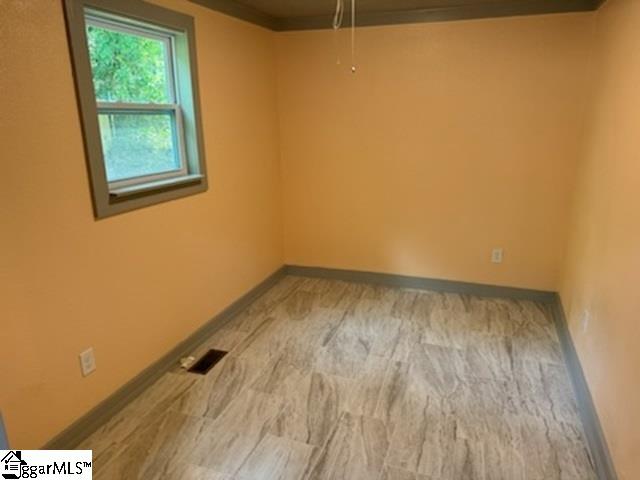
[[43, 266, 287, 450], [285, 264, 555, 303], [40, 262, 618, 480], [550, 295, 618, 480]]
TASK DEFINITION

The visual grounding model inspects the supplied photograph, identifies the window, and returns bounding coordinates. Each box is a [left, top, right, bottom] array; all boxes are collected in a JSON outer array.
[[64, 0, 207, 218]]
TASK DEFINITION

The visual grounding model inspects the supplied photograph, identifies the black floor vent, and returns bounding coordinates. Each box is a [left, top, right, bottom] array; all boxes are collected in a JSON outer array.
[[188, 349, 228, 375]]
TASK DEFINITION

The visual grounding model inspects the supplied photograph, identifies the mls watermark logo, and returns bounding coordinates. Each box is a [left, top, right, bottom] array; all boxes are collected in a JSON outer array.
[[1, 451, 92, 479], [1, 451, 25, 479]]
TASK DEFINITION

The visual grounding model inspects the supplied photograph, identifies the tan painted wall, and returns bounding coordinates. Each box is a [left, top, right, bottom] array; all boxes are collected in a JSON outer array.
[[2, 2, 635, 473], [276, 14, 594, 291], [560, 0, 640, 477], [0, 0, 283, 448]]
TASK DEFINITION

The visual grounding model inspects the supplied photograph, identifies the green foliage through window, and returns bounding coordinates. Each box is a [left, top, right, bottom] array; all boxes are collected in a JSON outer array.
[[87, 23, 171, 104], [98, 112, 180, 181], [86, 20, 183, 182]]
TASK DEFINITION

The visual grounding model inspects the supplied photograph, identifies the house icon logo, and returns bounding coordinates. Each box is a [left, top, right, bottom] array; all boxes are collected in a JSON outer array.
[[1, 451, 26, 479]]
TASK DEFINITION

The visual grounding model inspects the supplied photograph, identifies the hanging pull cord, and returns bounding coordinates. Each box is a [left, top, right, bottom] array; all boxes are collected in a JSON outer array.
[[333, 0, 344, 29], [351, 0, 356, 73], [332, 0, 356, 73], [333, 0, 344, 65]]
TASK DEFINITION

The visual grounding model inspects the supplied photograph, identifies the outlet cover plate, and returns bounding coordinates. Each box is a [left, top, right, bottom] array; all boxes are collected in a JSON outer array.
[[79, 348, 96, 377]]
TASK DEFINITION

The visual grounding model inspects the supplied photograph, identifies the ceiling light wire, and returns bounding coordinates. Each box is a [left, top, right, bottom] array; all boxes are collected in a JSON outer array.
[[332, 0, 344, 29], [351, 0, 356, 73], [332, 0, 344, 65], [332, 0, 357, 73]]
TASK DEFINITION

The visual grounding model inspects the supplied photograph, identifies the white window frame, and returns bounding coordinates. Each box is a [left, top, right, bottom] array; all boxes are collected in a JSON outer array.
[[85, 14, 189, 191]]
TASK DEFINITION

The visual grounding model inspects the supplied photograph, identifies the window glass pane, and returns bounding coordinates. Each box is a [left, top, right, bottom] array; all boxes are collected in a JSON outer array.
[[87, 22, 172, 103], [98, 112, 181, 181]]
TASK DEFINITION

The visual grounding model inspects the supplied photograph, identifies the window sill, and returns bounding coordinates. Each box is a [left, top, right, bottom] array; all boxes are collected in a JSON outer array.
[[109, 174, 204, 198]]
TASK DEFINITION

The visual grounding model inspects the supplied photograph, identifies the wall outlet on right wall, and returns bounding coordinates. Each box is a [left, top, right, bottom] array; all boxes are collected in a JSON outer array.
[[491, 248, 504, 264], [79, 348, 97, 377]]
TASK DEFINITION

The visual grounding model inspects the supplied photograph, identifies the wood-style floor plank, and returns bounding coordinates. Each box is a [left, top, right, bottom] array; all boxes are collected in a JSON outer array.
[[81, 275, 597, 479]]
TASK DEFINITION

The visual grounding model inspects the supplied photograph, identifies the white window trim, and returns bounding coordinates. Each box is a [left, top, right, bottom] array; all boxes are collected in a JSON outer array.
[[86, 15, 189, 191], [97, 103, 189, 189]]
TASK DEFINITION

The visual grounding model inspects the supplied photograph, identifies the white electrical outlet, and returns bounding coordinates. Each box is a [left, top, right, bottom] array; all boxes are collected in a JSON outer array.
[[79, 348, 96, 377], [491, 248, 504, 264]]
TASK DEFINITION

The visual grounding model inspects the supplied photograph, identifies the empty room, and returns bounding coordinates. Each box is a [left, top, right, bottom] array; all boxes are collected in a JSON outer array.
[[1, 0, 638, 478]]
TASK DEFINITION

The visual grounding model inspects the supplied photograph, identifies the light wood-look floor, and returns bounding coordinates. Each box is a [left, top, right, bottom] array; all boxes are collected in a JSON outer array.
[[80, 276, 597, 479]]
